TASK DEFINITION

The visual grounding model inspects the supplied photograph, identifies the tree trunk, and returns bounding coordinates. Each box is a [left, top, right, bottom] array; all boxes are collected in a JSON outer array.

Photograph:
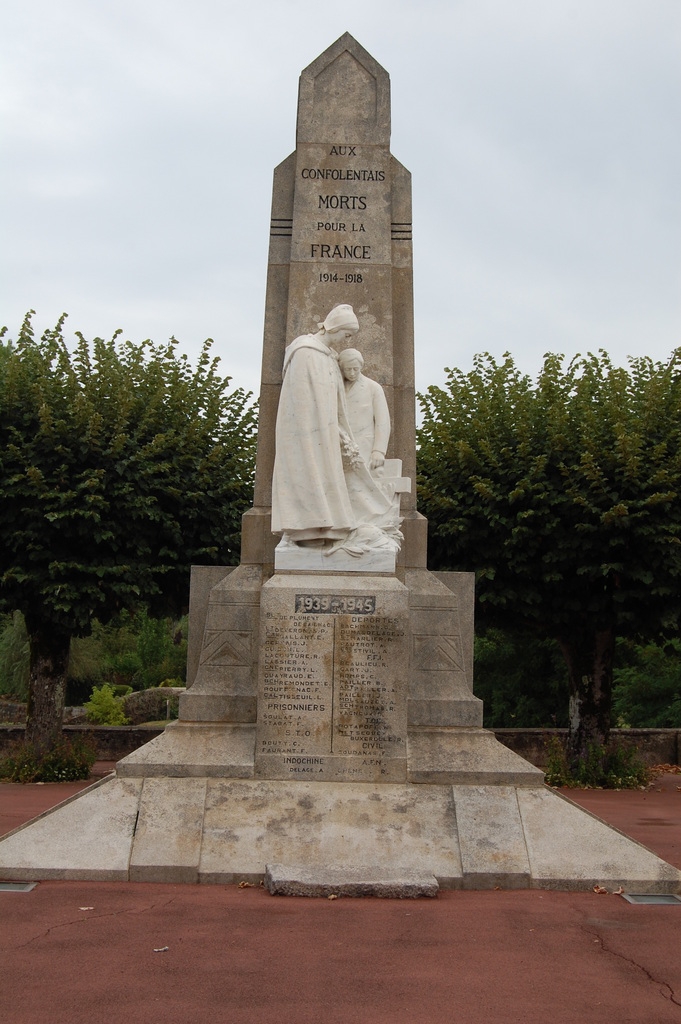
[[25, 622, 71, 753], [559, 626, 615, 767]]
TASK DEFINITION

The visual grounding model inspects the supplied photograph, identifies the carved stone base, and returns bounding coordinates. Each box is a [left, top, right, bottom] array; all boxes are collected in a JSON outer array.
[[274, 540, 396, 573], [117, 722, 256, 778], [116, 719, 544, 787], [2, 770, 679, 893]]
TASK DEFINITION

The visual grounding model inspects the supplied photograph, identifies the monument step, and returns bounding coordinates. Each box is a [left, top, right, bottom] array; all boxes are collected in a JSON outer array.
[[116, 722, 256, 778], [264, 864, 438, 898], [115, 721, 545, 787], [407, 727, 546, 787], [1, 775, 679, 895]]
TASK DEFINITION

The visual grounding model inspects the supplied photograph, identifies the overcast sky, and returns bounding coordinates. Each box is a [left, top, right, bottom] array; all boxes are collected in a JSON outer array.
[[2, 0, 679, 400]]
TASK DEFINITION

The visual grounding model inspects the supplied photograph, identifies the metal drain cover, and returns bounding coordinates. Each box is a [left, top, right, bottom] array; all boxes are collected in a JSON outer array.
[[0, 882, 37, 892], [621, 893, 681, 905]]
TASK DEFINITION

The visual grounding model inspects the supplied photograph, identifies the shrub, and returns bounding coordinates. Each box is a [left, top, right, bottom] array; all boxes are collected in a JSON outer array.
[[544, 737, 650, 789], [84, 684, 129, 725], [0, 736, 96, 783]]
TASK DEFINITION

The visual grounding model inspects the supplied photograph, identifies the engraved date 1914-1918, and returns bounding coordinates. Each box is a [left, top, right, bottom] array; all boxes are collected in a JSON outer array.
[[295, 594, 376, 615], [319, 272, 363, 283]]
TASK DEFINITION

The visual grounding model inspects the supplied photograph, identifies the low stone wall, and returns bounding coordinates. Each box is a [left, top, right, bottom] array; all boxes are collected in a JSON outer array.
[[493, 728, 680, 768], [0, 724, 164, 760], [0, 702, 27, 725], [0, 723, 678, 767], [0, 704, 91, 725]]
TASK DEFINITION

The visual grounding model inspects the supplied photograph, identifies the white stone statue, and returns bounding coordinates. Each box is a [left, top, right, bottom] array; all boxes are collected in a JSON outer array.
[[271, 304, 406, 566], [338, 348, 390, 471]]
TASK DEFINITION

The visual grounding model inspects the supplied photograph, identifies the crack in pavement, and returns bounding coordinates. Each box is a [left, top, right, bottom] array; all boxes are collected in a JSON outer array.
[[587, 925, 681, 1009], [4, 895, 180, 951]]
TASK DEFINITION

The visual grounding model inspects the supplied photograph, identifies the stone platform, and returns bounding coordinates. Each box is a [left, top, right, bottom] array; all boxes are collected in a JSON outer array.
[[1, 768, 679, 893]]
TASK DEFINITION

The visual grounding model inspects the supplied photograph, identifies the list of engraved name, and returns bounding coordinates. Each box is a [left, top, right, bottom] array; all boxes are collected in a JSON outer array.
[[256, 594, 406, 765]]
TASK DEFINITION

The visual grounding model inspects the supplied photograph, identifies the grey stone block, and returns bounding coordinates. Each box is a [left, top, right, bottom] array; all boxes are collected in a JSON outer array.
[[265, 864, 438, 898], [408, 727, 545, 787], [116, 722, 255, 778], [433, 571, 475, 684], [408, 698, 483, 729], [453, 785, 531, 889], [197, 779, 463, 887], [129, 777, 206, 883], [179, 694, 257, 724], [0, 777, 141, 881], [182, 565, 264, 724], [187, 566, 235, 687], [517, 787, 681, 893]]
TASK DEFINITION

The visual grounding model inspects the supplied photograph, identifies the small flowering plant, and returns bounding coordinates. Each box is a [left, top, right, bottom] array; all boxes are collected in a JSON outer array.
[[339, 428, 363, 469]]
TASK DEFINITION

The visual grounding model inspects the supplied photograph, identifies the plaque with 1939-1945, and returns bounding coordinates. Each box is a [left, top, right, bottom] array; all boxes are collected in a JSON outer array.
[[255, 577, 409, 783]]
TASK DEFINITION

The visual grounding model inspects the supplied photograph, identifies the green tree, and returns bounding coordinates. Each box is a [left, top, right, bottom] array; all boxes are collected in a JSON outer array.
[[613, 638, 681, 728], [0, 313, 257, 750], [474, 627, 569, 729], [418, 350, 681, 763], [0, 611, 30, 700]]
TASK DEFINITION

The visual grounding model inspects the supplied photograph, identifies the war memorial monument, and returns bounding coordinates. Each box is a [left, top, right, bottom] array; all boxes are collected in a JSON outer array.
[[1, 35, 679, 896]]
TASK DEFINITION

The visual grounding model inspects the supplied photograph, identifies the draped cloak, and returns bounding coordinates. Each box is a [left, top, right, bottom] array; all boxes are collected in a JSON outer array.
[[271, 334, 355, 536], [271, 334, 392, 537]]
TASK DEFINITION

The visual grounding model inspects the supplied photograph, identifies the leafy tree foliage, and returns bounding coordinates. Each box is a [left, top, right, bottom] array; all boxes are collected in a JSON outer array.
[[0, 611, 30, 701], [418, 350, 681, 761], [0, 609, 188, 705], [474, 627, 569, 729], [613, 639, 681, 728], [0, 313, 256, 748]]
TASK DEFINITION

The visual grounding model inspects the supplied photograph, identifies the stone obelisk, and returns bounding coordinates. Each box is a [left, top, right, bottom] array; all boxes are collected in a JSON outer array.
[[178, 32, 483, 753], [2, 35, 679, 896], [242, 32, 425, 572]]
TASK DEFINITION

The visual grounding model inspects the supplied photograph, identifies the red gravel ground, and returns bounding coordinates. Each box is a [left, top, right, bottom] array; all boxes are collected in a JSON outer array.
[[1, 767, 680, 1024]]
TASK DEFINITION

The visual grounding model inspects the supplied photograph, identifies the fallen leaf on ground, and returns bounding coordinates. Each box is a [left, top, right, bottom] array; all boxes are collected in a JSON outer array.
[[328, 894, 339, 900], [238, 881, 255, 888], [153, 947, 169, 953], [649, 764, 681, 776], [593, 885, 608, 894], [79, 907, 94, 911]]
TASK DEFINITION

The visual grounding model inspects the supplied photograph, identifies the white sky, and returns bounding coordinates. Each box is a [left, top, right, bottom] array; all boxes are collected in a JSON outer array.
[[1, 0, 679, 400]]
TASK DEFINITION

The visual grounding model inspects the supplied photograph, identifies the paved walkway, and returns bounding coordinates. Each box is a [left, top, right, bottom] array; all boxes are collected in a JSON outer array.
[[1, 768, 680, 1024]]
